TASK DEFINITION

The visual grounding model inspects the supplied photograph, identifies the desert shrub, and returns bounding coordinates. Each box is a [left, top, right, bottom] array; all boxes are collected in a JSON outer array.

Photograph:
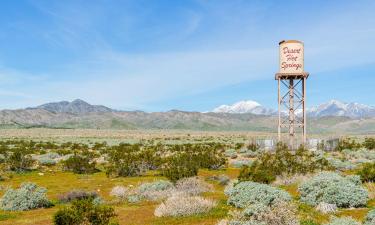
[[139, 180, 174, 193], [35, 153, 58, 166], [250, 201, 299, 225], [0, 182, 52, 211], [325, 217, 361, 225], [298, 172, 368, 208], [53, 198, 118, 225], [238, 143, 331, 184], [365, 209, 375, 225], [58, 190, 98, 203], [363, 138, 375, 150], [241, 150, 258, 158], [6, 149, 34, 172], [166, 144, 226, 170], [137, 180, 174, 201], [228, 201, 299, 225], [247, 143, 259, 152], [344, 149, 375, 161], [238, 162, 276, 184], [154, 195, 216, 217], [33, 152, 60, 166], [225, 181, 291, 208], [327, 157, 358, 171], [224, 149, 237, 158], [109, 186, 129, 200], [235, 143, 244, 150], [206, 174, 230, 186], [336, 138, 362, 151], [63, 153, 97, 174], [231, 160, 254, 168], [195, 148, 226, 170], [357, 162, 375, 182], [175, 177, 212, 196], [105, 144, 155, 177], [161, 153, 199, 182], [273, 173, 313, 186]]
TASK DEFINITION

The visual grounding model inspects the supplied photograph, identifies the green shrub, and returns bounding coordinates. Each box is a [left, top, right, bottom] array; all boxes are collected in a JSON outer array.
[[238, 143, 331, 183], [106, 144, 158, 177], [63, 153, 97, 174], [53, 198, 118, 225], [363, 137, 375, 150], [336, 138, 362, 151], [0, 182, 52, 211], [238, 162, 276, 184], [225, 181, 291, 208], [357, 162, 375, 182], [161, 153, 199, 182], [246, 143, 259, 152], [6, 149, 34, 172], [298, 172, 368, 208]]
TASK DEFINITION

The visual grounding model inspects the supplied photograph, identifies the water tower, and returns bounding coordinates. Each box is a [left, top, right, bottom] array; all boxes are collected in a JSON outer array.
[[275, 40, 308, 148]]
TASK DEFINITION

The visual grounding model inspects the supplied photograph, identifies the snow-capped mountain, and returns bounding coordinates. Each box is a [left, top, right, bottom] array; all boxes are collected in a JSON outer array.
[[307, 100, 375, 118], [211, 99, 375, 118], [212, 100, 275, 115]]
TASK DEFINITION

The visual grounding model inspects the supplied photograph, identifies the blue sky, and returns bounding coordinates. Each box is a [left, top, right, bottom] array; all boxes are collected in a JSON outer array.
[[0, 0, 374, 111]]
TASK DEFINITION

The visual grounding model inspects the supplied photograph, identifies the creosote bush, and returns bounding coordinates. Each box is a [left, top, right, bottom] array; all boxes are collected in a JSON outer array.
[[106, 144, 158, 177], [298, 172, 368, 208], [6, 149, 34, 172], [63, 152, 98, 174], [239, 143, 331, 184], [0, 182, 52, 211], [161, 153, 199, 182], [363, 137, 375, 150], [53, 198, 118, 225], [357, 162, 375, 182], [336, 138, 362, 151]]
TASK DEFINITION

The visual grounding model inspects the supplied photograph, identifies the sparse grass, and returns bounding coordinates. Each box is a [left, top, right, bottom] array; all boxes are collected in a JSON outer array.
[[0, 169, 233, 225]]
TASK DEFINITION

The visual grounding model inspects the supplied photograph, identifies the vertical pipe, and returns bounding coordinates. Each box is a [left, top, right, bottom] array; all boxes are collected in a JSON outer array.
[[289, 79, 294, 149], [278, 78, 281, 143], [303, 77, 306, 145]]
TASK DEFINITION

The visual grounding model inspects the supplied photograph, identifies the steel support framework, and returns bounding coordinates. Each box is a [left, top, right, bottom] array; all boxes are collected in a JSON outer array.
[[276, 73, 309, 149]]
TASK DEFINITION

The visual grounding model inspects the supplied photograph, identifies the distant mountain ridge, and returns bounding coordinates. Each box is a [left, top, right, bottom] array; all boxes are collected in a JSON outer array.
[[211, 99, 375, 118], [307, 100, 375, 118], [0, 99, 374, 134], [29, 99, 113, 114]]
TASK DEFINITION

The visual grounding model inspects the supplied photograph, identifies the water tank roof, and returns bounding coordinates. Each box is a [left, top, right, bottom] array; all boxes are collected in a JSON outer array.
[[279, 40, 303, 45]]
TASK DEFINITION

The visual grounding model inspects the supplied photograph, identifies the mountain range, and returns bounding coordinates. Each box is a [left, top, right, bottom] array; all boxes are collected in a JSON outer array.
[[212, 100, 375, 118], [0, 99, 374, 134]]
